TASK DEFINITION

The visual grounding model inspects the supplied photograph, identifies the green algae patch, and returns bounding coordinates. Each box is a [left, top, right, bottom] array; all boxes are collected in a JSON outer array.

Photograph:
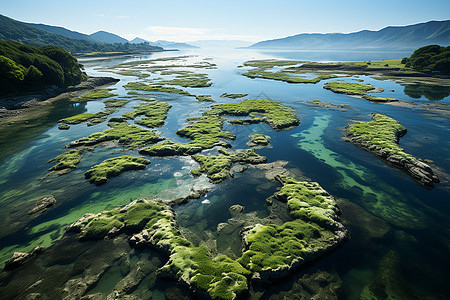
[[210, 99, 300, 130], [220, 93, 248, 99], [140, 99, 298, 157], [73, 89, 117, 102], [69, 198, 250, 299], [68, 122, 164, 149], [191, 149, 267, 183], [244, 70, 337, 84], [140, 114, 234, 157], [103, 98, 130, 108], [124, 82, 193, 96], [85, 155, 150, 185], [242, 59, 338, 84], [324, 82, 399, 102], [48, 149, 83, 174], [59, 111, 110, 125], [238, 177, 346, 281], [58, 124, 70, 130], [247, 134, 271, 147], [195, 95, 215, 102], [70, 199, 170, 240], [161, 245, 251, 300], [324, 82, 374, 96], [345, 113, 439, 187], [122, 101, 171, 128], [156, 73, 212, 88]]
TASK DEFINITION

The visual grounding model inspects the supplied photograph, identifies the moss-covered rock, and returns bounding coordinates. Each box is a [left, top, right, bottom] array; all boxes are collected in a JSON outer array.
[[122, 101, 171, 128], [73, 89, 117, 102], [210, 99, 300, 131], [84, 155, 150, 185], [191, 149, 267, 183], [195, 95, 215, 102], [48, 149, 83, 174], [238, 177, 347, 282], [344, 113, 439, 187], [220, 93, 248, 99], [247, 134, 271, 147], [324, 82, 398, 102], [68, 122, 164, 149], [306, 100, 352, 111], [124, 82, 194, 96], [58, 124, 70, 130]]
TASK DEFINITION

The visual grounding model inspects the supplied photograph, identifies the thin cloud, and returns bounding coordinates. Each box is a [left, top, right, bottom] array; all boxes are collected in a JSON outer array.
[[115, 15, 130, 19], [145, 26, 209, 35]]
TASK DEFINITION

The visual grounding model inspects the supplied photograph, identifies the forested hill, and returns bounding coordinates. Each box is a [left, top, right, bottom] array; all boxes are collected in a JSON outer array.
[[0, 14, 163, 54], [0, 41, 87, 94], [249, 20, 450, 50]]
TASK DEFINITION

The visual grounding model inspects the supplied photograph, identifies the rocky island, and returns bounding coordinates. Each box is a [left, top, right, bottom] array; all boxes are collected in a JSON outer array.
[[344, 113, 440, 187]]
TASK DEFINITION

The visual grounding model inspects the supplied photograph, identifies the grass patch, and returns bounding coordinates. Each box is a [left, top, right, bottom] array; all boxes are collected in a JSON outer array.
[[195, 95, 215, 102]]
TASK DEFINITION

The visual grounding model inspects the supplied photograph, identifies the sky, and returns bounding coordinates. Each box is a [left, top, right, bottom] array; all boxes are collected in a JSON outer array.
[[1, 0, 449, 43]]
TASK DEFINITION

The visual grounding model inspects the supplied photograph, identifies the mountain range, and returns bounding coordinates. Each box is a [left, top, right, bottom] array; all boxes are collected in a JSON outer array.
[[249, 20, 450, 50], [0, 14, 162, 53]]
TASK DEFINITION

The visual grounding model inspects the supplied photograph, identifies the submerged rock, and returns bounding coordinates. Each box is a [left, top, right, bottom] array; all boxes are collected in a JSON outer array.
[[3, 246, 45, 271], [28, 196, 56, 215], [229, 204, 245, 217]]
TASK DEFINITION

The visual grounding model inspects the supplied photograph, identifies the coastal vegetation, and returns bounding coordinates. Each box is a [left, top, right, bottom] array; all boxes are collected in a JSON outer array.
[[67, 174, 346, 299], [191, 149, 267, 183], [122, 101, 171, 128], [195, 95, 215, 102], [124, 82, 194, 97], [403, 45, 450, 74], [47, 149, 83, 174], [140, 99, 299, 157], [324, 82, 398, 102], [0, 40, 86, 94], [247, 134, 271, 147], [58, 110, 114, 125], [85, 155, 151, 185], [220, 93, 248, 99], [67, 122, 164, 149], [72, 88, 117, 102], [345, 113, 439, 187]]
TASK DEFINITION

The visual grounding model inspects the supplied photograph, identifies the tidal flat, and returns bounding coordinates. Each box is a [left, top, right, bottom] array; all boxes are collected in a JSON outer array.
[[0, 50, 449, 299]]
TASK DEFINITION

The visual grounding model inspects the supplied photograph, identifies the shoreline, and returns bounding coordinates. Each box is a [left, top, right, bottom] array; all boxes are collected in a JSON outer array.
[[0, 76, 119, 126]]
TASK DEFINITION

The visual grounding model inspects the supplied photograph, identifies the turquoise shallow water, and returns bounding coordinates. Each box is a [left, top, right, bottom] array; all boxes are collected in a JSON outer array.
[[0, 49, 449, 299]]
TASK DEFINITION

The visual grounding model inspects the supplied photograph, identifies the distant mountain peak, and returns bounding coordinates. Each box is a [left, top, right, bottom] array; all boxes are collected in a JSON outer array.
[[249, 20, 450, 50], [90, 31, 129, 44]]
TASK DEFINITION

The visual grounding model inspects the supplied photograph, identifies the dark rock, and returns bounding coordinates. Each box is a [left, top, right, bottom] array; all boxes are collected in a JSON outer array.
[[28, 196, 56, 215]]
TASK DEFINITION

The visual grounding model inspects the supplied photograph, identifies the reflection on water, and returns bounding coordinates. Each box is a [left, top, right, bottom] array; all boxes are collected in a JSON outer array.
[[403, 84, 450, 101]]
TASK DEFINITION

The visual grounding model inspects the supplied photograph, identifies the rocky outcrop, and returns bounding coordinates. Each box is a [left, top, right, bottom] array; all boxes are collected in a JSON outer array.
[[344, 113, 439, 187], [28, 196, 56, 215], [3, 246, 45, 271]]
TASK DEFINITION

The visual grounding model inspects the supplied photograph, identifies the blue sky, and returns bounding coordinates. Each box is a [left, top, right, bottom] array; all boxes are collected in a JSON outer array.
[[1, 0, 449, 42]]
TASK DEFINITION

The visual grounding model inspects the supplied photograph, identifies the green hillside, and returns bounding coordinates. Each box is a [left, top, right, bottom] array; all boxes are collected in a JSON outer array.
[[0, 14, 162, 54], [0, 41, 87, 94]]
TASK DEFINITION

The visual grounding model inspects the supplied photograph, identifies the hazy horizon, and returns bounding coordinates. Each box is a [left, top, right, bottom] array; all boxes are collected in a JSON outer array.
[[1, 0, 449, 43]]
